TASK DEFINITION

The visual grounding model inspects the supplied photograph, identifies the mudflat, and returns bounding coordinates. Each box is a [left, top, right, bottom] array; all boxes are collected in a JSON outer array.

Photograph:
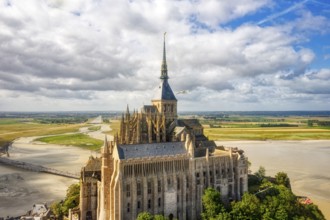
[[217, 140, 330, 220], [1, 138, 329, 218], [0, 137, 97, 217]]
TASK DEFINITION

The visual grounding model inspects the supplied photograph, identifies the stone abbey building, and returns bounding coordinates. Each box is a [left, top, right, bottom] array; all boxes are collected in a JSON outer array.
[[79, 36, 248, 220]]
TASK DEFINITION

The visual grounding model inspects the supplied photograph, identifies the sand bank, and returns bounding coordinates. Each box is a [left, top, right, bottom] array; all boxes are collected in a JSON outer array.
[[1, 136, 329, 218], [0, 122, 109, 217], [218, 140, 330, 219], [80, 124, 112, 141], [0, 136, 98, 217]]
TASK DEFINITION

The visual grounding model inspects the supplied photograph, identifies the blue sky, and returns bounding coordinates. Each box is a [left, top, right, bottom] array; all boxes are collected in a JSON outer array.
[[0, 0, 330, 111]]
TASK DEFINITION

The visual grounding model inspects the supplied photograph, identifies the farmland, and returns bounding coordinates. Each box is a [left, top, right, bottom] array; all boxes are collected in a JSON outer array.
[[200, 114, 330, 141]]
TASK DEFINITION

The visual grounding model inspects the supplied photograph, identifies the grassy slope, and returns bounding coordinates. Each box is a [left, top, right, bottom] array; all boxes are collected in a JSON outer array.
[[35, 133, 103, 151]]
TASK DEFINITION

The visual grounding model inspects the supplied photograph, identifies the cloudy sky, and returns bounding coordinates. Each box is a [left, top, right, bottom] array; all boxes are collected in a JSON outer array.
[[1, 0, 330, 111]]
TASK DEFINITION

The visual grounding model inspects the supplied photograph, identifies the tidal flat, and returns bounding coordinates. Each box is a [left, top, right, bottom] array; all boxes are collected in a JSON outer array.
[[1, 138, 329, 218], [218, 140, 330, 220], [0, 137, 97, 217]]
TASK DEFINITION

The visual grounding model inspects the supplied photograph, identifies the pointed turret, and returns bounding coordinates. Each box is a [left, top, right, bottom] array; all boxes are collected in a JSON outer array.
[[125, 104, 130, 122], [126, 104, 130, 116], [103, 135, 109, 154], [120, 113, 125, 144]]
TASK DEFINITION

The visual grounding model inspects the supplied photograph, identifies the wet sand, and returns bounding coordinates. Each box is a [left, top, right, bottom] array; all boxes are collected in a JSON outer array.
[[218, 140, 330, 219], [0, 121, 109, 217], [80, 124, 112, 141], [1, 134, 329, 218], [0, 136, 98, 217]]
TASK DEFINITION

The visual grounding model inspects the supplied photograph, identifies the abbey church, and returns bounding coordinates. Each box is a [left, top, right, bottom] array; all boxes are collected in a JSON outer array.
[[78, 36, 248, 220]]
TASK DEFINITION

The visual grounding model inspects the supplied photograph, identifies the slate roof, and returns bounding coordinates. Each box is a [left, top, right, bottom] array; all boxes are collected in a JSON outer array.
[[153, 80, 177, 101], [177, 119, 202, 128], [196, 140, 217, 149], [195, 134, 209, 141], [117, 142, 187, 159]]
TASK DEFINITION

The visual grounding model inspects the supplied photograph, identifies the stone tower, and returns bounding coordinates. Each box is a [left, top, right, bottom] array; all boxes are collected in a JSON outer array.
[[151, 33, 177, 124]]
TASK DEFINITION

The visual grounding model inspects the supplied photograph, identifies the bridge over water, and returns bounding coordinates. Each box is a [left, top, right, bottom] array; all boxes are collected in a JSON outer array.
[[0, 156, 80, 179]]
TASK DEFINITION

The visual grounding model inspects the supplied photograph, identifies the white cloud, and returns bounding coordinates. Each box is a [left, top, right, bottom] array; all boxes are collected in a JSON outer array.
[[0, 0, 329, 111]]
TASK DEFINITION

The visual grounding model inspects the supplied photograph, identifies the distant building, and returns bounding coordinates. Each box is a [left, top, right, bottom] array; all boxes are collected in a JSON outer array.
[[20, 203, 51, 220], [79, 35, 248, 220]]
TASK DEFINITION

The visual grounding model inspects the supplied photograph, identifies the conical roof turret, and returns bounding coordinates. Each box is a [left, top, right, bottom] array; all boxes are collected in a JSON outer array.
[[153, 33, 177, 101]]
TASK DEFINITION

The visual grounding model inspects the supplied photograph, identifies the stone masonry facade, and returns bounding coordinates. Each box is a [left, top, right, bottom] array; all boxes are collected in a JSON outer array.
[[79, 35, 248, 220]]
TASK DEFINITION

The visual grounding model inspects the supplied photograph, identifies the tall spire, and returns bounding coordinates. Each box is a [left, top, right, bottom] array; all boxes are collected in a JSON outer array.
[[160, 32, 168, 80]]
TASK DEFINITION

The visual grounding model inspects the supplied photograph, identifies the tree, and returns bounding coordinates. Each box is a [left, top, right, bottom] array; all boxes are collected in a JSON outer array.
[[50, 201, 63, 220], [231, 193, 261, 219], [201, 188, 224, 220], [255, 166, 266, 181], [61, 183, 80, 215], [154, 215, 168, 220], [50, 183, 80, 217], [137, 212, 153, 220], [198, 182, 325, 220], [275, 172, 290, 188], [214, 212, 232, 220]]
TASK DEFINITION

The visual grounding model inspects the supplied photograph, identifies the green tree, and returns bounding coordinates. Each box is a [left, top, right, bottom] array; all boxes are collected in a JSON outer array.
[[275, 172, 290, 188], [154, 215, 168, 220], [231, 193, 261, 219], [201, 188, 225, 220], [50, 201, 63, 220], [198, 182, 325, 220], [50, 183, 80, 217], [61, 183, 80, 215], [137, 212, 153, 220], [255, 166, 266, 181], [214, 212, 232, 220], [303, 204, 325, 220], [274, 206, 289, 220]]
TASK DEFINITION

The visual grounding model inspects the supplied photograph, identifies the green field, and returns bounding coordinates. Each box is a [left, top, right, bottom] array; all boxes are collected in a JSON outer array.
[[0, 118, 85, 146], [36, 133, 103, 150], [204, 127, 330, 140], [1, 115, 329, 148], [202, 115, 330, 140]]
